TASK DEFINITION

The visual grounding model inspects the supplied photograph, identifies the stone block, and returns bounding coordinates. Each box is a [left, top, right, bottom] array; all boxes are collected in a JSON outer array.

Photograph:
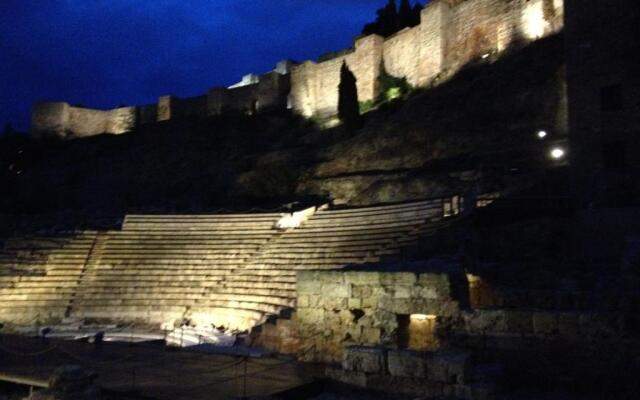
[[419, 286, 439, 299], [532, 312, 559, 335], [362, 296, 378, 309], [296, 308, 325, 325], [322, 283, 351, 298], [394, 285, 412, 299], [323, 296, 348, 310], [307, 295, 321, 307], [381, 272, 417, 286], [370, 310, 397, 330], [361, 327, 382, 344], [342, 346, 385, 374], [418, 273, 449, 290], [348, 298, 362, 309], [297, 295, 310, 308], [387, 349, 427, 378], [319, 271, 345, 284], [389, 299, 412, 314], [297, 279, 322, 295], [344, 272, 381, 285]]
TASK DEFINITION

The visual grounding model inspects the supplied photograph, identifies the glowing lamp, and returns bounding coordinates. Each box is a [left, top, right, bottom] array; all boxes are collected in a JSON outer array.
[[550, 147, 566, 160], [410, 314, 437, 321], [537, 130, 547, 139], [481, 53, 490, 59]]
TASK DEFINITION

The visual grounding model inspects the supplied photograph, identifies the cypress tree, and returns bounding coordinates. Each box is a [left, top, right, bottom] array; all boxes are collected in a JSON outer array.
[[411, 3, 423, 27], [362, 0, 399, 37], [380, 0, 399, 37], [338, 62, 362, 131], [398, 0, 413, 29]]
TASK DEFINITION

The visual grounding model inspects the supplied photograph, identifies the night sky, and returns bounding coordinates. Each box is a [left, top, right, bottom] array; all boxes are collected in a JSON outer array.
[[0, 0, 397, 132]]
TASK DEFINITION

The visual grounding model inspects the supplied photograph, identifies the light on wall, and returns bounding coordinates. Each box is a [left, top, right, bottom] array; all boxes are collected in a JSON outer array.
[[410, 314, 437, 321], [522, 1, 546, 39], [537, 130, 548, 139]]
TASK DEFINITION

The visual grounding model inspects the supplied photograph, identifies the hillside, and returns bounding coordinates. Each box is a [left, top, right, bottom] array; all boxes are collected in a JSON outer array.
[[0, 34, 568, 230]]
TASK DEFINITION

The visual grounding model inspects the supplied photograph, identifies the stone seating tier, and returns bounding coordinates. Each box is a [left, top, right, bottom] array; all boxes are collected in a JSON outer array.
[[0, 199, 447, 330]]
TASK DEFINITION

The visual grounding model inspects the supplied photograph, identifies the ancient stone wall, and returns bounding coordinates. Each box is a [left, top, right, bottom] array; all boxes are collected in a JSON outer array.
[[208, 71, 290, 115], [290, 0, 564, 117], [288, 266, 468, 362], [31, 102, 136, 138], [30, 0, 566, 136]]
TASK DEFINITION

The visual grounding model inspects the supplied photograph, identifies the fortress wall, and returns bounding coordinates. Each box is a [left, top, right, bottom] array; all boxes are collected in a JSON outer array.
[[417, 1, 452, 86], [290, 0, 564, 118], [255, 72, 291, 111], [290, 62, 318, 117], [443, 0, 564, 71], [31, 0, 566, 134], [137, 104, 158, 125], [207, 73, 289, 115], [67, 106, 135, 137], [383, 27, 422, 87], [105, 107, 137, 134], [291, 35, 383, 117], [31, 102, 136, 138], [177, 95, 208, 118], [31, 102, 70, 138]]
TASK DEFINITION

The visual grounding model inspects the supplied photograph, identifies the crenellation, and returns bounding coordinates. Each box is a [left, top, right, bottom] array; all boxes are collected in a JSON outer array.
[[30, 0, 564, 137]]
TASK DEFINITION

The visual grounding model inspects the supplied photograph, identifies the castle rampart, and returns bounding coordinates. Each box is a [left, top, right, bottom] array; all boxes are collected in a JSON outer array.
[[31, 102, 137, 139], [30, 0, 564, 138], [290, 0, 564, 117]]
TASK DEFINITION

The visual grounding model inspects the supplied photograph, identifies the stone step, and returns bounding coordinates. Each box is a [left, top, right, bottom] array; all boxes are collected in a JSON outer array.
[[223, 281, 296, 290], [305, 211, 436, 225], [102, 233, 275, 239], [316, 200, 440, 214], [72, 293, 293, 307], [100, 243, 266, 249]]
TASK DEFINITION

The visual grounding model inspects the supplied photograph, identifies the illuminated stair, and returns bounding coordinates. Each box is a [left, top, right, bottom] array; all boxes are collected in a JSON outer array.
[[0, 199, 451, 332]]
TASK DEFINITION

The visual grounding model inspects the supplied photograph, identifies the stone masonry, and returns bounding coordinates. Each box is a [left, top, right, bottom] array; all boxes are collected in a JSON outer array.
[[31, 0, 564, 138]]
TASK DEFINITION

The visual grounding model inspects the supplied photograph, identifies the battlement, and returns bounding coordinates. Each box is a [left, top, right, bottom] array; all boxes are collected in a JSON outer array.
[[291, 0, 564, 117], [30, 0, 564, 138], [31, 61, 293, 139]]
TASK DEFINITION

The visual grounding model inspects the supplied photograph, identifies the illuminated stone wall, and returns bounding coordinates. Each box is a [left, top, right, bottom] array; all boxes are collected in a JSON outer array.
[[290, 36, 384, 118], [30, 0, 565, 135], [31, 102, 136, 139], [256, 264, 469, 363], [290, 0, 564, 117]]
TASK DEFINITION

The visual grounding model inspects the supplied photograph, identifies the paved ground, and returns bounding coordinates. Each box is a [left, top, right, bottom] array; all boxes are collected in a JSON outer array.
[[0, 335, 320, 400]]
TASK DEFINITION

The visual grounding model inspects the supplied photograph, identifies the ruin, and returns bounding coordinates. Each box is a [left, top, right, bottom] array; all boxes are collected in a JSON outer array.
[[31, 0, 563, 138], [7, 0, 640, 398]]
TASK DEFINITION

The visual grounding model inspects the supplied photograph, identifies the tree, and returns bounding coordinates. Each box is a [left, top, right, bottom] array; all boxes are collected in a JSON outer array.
[[398, 0, 414, 29], [2, 123, 15, 137], [377, 61, 410, 103], [362, 0, 398, 37], [338, 62, 362, 131], [363, 1, 423, 37], [411, 3, 423, 27]]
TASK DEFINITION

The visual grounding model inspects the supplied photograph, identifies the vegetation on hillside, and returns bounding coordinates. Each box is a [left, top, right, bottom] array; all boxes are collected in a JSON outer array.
[[1, 34, 568, 230], [362, 0, 423, 38]]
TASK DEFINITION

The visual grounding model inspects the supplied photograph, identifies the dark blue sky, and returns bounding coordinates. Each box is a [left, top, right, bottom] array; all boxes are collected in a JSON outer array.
[[0, 0, 396, 132]]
